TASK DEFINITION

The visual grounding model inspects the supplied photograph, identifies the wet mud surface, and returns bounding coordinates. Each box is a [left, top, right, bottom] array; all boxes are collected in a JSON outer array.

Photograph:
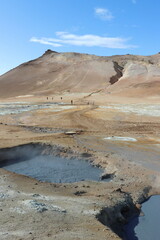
[[0, 144, 108, 183], [124, 195, 160, 240]]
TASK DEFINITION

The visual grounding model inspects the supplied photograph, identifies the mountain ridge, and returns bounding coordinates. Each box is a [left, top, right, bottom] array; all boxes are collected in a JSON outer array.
[[0, 50, 160, 99]]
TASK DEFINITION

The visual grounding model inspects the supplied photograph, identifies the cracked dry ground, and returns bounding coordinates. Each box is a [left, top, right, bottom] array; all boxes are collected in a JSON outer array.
[[0, 103, 160, 240]]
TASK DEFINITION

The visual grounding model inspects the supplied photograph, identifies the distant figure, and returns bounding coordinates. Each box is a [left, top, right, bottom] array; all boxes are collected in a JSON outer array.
[[47, 97, 48, 100], [71, 100, 73, 105], [52, 97, 53, 100], [61, 97, 63, 100]]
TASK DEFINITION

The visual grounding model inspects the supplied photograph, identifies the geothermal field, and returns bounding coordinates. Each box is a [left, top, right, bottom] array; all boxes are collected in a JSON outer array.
[[0, 50, 160, 240]]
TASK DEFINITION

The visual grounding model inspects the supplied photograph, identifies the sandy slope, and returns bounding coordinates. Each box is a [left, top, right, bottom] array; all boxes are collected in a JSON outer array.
[[0, 50, 160, 101]]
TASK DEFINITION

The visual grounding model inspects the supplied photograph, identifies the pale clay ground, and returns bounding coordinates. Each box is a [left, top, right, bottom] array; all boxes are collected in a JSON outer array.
[[0, 96, 160, 240]]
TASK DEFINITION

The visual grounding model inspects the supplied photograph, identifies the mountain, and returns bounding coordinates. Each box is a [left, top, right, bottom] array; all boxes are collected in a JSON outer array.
[[0, 50, 160, 99]]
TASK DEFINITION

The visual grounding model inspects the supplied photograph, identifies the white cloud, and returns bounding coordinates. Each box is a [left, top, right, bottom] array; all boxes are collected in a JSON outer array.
[[95, 8, 114, 21], [30, 37, 62, 47], [30, 32, 137, 49]]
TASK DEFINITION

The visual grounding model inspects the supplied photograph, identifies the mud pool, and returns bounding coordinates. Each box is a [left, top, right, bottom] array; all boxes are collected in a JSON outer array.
[[123, 195, 160, 240], [0, 146, 107, 183]]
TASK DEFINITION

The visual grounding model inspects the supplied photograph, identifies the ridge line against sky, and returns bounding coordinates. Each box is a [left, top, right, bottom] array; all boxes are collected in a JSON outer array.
[[0, 0, 160, 75]]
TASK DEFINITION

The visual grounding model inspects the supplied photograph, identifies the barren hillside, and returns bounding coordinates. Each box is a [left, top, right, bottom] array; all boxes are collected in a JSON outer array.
[[0, 50, 160, 99]]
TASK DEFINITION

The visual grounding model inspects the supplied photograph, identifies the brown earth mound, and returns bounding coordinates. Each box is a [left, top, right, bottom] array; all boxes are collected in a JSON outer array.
[[0, 50, 160, 99]]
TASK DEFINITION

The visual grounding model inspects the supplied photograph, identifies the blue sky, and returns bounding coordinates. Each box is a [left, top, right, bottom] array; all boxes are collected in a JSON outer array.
[[0, 0, 160, 75]]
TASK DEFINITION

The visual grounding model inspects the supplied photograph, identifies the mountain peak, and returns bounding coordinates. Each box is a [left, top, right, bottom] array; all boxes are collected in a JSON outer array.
[[43, 49, 58, 55]]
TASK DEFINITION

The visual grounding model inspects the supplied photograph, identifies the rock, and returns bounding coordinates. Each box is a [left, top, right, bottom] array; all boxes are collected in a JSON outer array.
[[135, 203, 141, 210], [74, 191, 87, 196]]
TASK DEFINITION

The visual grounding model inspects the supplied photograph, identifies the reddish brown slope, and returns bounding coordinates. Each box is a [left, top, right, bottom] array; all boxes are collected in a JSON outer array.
[[0, 50, 160, 99]]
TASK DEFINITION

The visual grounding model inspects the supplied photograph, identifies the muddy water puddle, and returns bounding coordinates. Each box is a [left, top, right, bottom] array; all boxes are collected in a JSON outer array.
[[0, 144, 108, 183], [124, 195, 160, 240]]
